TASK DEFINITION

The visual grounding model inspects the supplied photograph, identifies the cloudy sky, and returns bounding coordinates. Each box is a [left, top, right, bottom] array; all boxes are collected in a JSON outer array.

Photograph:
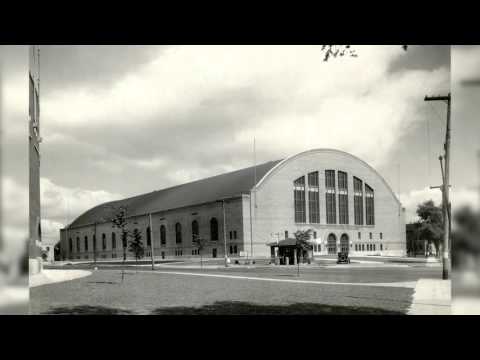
[[1, 45, 478, 249]]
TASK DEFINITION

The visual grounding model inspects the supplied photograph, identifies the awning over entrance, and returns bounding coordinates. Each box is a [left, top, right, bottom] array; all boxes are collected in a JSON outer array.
[[266, 238, 299, 247]]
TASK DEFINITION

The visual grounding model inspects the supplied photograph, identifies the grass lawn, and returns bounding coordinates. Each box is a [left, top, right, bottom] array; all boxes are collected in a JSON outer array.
[[30, 269, 414, 315]]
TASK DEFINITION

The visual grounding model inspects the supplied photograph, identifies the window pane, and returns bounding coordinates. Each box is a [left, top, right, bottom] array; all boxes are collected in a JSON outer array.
[[294, 176, 306, 223]]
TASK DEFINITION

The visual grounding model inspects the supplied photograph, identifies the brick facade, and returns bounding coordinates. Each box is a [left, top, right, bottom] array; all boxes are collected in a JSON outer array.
[[29, 45, 43, 274], [60, 149, 406, 261]]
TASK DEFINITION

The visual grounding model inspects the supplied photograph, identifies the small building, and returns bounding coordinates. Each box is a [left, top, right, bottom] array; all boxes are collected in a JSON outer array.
[[267, 238, 313, 265], [60, 148, 406, 261]]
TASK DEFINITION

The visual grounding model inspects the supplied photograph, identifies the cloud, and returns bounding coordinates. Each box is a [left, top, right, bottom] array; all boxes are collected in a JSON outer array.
[[400, 186, 479, 223], [39, 45, 449, 197], [1, 175, 123, 246], [40, 177, 123, 227]]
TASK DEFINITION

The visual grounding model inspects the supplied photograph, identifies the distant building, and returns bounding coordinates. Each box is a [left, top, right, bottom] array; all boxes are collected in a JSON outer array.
[[60, 149, 406, 261], [29, 45, 42, 274]]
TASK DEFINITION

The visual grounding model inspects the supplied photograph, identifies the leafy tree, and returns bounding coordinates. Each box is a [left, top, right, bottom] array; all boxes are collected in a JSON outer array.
[[320, 45, 408, 62], [294, 229, 314, 276], [416, 200, 444, 256], [54, 241, 61, 261], [111, 206, 130, 262], [406, 222, 422, 256], [129, 228, 145, 268], [192, 234, 208, 269], [110, 205, 132, 281]]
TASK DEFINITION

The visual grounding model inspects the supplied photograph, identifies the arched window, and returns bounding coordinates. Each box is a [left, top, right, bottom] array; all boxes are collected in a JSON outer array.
[[76, 237, 80, 252], [338, 171, 349, 224], [354, 177, 364, 225], [102, 233, 106, 250], [340, 234, 349, 253], [175, 223, 182, 244], [160, 225, 166, 245], [308, 172, 320, 223], [294, 176, 306, 223], [146, 226, 151, 247], [111, 233, 116, 249], [69, 238, 72, 252], [84, 236, 88, 251], [325, 170, 336, 224], [121, 232, 127, 248], [192, 220, 199, 242], [327, 234, 337, 254], [210, 218, 218, 241], [365, 184, 375, 225]]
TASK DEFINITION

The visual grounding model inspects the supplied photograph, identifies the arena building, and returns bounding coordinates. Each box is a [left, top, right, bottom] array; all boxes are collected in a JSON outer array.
[[59, 149, 406, 261]]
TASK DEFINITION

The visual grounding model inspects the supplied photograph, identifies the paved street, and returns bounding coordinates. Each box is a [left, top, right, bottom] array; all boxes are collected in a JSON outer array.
[[30, 262, 442, 315]]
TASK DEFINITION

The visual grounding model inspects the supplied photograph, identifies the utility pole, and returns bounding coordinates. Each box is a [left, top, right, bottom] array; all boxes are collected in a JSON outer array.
[[425, 93, 451, 280], [93, 221, 97, 265], [148, 213, 155, 270]]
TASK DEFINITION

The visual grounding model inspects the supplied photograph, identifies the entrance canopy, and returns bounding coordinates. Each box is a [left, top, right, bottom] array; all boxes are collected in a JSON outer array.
[[267, 238, 299, 248]]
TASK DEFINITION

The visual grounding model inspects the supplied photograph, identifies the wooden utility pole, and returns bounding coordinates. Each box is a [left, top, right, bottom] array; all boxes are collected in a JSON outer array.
[[148, 213, 155, 270], [425, 93, 451, 280]]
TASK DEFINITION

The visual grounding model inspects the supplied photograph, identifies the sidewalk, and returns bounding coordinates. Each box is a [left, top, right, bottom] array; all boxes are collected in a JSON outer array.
[[30, 269, 92, 287], [408, 279, 451, 315]]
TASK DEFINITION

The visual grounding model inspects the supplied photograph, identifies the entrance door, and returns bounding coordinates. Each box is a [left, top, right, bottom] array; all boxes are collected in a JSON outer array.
[[340, 234, 349, 253], [212, 248, 217, 258], [327, 234, 337, 254]]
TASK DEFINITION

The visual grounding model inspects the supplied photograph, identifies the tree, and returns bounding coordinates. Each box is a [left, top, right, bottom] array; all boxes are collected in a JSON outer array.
[[416, 200, 444, 257], [293, 229, 314, 276], [110, 205, 131, 281], [406, 222, 422, 256], [320, 45, 408, 62], [54, 241, 61, 261], [192, 235, 208, 269], [129, 228, 145, 270]]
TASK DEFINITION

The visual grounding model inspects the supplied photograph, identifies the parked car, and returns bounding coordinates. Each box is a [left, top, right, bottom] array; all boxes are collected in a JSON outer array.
[[336, 252, 350, 264]]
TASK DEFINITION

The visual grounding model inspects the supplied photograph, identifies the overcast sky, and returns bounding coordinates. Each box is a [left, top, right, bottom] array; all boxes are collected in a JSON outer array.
[[2, 45, 478, 247]]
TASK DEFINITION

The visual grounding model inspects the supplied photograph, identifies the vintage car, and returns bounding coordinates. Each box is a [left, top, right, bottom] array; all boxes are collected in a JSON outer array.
[[336, 252, 351, 264]]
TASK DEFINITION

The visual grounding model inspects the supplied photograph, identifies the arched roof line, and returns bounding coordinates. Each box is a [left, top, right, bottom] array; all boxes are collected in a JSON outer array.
[[253, 148, 402, 207]]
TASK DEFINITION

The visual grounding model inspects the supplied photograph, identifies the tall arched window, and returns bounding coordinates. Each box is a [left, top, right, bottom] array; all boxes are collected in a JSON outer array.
[[146, 226, 151, 247], [111, 233, 116, 249], [338, 171, 349, 224], [354, 177, 364, 225], [210, 218, 219, 241], [325, 170, 336, 224], [365, 184, 375, 225], [160, 225, 166, 245], [84, 236, 88, 251], [76, 237, 80, 252], [102, 233, 106, 250], [327, 233, 337, 254], [175, 223, 182, 244], [69, 238, 72, 252], [192, 220, 199, 242], [294, 176, 306, 223], [308, 172, 320, 223]]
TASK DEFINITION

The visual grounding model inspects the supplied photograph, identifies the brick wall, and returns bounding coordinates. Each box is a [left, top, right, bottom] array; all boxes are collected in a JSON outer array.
[[251, 149, 406, 257]]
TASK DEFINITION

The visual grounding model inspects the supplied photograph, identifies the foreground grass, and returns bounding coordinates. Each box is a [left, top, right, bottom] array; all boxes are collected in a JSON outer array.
[[42, 301, 403, 315]]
